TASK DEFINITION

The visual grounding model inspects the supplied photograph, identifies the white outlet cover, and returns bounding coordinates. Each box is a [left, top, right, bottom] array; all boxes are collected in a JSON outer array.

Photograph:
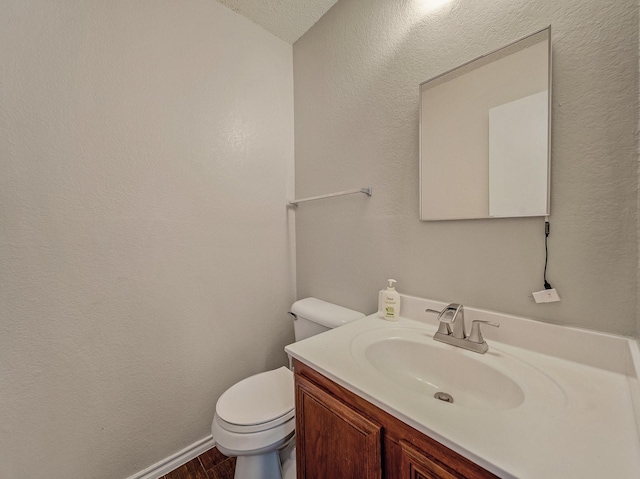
[[532, 288, 561, 303]]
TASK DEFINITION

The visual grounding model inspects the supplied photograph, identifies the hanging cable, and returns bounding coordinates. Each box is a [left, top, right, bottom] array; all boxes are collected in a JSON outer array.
[[543, 220, 552, 290], [532, 218, 560, 303]]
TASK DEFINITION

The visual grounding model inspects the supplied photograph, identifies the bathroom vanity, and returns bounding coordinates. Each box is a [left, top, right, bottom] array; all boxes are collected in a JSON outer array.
[[285, 294, 640, 478]]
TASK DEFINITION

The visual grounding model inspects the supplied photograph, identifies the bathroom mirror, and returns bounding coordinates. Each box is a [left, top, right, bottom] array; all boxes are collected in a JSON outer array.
[[419, 27, 551, 221]]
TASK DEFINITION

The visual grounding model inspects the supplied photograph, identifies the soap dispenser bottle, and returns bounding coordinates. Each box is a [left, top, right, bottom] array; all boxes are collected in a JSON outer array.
[[382, 279, 401, 321]]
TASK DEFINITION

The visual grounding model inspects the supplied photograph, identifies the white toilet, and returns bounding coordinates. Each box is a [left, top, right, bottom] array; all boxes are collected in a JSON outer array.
[[211, 297, 365, 479]]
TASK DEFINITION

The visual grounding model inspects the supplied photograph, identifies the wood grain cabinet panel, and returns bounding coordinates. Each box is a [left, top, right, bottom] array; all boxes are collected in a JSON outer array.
[[294, 360, 498, 479], [400, 440, 460, 479], [295, 374, 382, 479]]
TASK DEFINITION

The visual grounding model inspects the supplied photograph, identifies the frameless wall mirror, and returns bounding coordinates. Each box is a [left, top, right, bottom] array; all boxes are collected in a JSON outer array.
[[420, 27, 551, 221]]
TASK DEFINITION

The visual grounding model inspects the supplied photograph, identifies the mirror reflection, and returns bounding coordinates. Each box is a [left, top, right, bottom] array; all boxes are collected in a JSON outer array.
[[420, 27, 551, 221]]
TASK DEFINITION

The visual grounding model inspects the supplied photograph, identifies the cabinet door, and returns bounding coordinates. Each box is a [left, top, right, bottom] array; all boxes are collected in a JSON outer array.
[[295, 375, 382, 479], [400, 441, 461, 479]]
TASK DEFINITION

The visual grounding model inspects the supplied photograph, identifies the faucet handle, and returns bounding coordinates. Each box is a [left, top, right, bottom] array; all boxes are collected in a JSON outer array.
[[468, 320, 500, 344]]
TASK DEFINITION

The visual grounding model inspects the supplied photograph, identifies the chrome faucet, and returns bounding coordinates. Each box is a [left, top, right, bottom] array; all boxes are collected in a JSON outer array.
[[426, 303, 499, 354]]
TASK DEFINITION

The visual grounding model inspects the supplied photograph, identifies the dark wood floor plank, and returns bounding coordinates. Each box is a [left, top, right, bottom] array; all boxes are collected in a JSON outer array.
[[198, 447, 229, 470], [205, 457, 236, 479], [165, 457, 208, 479], [162, 447, 235, 479]]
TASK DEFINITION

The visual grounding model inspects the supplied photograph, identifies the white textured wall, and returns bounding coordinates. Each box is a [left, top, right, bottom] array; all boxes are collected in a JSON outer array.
[[0, 1, 294, 478], [294, 0, 638, 336]]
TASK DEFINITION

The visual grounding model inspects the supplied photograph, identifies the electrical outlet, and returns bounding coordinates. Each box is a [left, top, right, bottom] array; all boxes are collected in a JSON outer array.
[[532, 288, 561, 303]]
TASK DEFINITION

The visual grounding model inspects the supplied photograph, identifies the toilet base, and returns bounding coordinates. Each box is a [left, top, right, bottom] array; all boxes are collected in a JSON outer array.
[[234, 451, 282, 479], [215, 433, 295, 479], [279, 441, 296, 479], [231, 446, 297, 479]]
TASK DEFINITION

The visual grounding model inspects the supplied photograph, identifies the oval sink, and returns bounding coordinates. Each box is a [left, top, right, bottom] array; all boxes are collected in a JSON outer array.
[[364, 338, 523, 410], [351, 327, 566, 413]]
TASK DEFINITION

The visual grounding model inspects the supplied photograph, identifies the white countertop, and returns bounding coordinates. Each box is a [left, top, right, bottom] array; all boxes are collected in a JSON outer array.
[[285, 294, 640, 479]]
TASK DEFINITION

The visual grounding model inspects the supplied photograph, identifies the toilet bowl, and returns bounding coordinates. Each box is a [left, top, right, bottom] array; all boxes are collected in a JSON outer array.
[[212, 367, 295, 479], [212, 298, 365, 479]]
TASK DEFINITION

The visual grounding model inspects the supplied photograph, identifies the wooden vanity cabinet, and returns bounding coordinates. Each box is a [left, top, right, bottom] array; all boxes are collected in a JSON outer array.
[[294, 360, 498, 479]]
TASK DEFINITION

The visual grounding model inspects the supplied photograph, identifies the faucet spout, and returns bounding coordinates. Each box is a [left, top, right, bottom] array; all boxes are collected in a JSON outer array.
[[437, 303, 466, 339], [427, 303, 500, 354]]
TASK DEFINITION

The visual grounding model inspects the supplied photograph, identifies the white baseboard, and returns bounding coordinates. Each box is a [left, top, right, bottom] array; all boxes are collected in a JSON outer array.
[[126, 435, 216, 479]]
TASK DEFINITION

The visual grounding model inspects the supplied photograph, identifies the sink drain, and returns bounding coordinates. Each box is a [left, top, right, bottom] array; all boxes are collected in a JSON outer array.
[[434, 392, 454, 403]]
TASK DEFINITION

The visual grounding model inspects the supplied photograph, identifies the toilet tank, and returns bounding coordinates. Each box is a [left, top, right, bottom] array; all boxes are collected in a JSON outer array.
[[290, 297, 365, 342]]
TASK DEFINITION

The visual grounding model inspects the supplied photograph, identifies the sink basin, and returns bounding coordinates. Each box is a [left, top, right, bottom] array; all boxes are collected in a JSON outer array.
[[351, 327, 566, 412], [363, 337, 524, 410]]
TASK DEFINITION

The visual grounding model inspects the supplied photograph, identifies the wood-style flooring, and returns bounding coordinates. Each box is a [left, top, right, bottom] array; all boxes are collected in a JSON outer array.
[[163, 447, 235, 479]]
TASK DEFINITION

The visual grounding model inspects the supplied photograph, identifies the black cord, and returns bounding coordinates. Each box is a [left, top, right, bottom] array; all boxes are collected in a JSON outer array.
[[543, 220, 552, 289]]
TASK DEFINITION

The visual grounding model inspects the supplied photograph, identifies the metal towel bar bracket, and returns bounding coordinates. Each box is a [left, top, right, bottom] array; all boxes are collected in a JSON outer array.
[[288, 187, 372, 207]]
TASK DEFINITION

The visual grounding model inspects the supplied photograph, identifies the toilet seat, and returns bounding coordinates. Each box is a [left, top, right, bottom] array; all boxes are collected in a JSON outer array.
[[216, 366, 294, 434], [213, 412, 295, 455]]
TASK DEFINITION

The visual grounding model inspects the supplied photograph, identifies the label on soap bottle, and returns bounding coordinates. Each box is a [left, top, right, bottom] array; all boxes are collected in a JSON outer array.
[[383, 294, 400, 321]]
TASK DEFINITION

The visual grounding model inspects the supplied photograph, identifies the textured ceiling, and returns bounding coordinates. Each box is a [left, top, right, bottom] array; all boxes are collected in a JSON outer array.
[[215, 0, 339, 43]]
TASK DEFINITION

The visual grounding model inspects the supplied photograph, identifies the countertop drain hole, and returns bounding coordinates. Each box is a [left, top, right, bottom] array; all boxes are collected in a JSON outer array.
[[434, 392, 454, 403]]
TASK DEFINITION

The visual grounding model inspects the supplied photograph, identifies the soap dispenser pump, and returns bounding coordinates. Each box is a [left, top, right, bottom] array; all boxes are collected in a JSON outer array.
[[382, 279, 401, 321]]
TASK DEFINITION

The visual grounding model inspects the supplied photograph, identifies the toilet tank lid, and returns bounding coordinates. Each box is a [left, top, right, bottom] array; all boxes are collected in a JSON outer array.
[[290, 297, 365, 329]]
